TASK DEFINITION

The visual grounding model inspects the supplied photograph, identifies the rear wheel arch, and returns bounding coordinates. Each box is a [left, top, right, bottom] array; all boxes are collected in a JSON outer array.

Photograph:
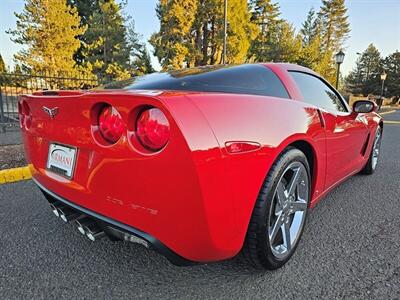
[[288, 140, 316, 184], [271, 139, 318, 199]]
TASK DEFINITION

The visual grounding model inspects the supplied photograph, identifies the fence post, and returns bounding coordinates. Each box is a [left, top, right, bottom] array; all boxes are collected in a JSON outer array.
[[0, 84, 5, 133]]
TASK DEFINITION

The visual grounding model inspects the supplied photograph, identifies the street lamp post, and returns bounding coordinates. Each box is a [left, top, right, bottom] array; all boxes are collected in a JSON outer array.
[[222, 0, 227, 64], [380, 71, 387, 98], [379, 71, 387, 110], [335, 50, 345, 89]]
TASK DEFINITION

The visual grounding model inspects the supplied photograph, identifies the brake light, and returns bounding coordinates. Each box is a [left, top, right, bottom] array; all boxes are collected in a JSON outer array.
[[136, 108, 170, 151], [98, 105, 124, 144]]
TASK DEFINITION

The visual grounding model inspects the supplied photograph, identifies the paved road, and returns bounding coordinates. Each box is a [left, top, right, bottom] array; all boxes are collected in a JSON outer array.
[[0, 112, 399, 299]]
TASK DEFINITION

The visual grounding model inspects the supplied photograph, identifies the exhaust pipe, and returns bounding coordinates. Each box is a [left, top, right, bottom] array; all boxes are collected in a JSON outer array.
[[75, 217, 95, 235], [49, 202, 66, 217], [85, 224, 105, 241], [58, 207, 81, 222]]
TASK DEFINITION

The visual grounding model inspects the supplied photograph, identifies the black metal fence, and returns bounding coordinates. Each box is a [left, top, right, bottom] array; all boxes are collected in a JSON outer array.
[[0, 72, 100, 130]]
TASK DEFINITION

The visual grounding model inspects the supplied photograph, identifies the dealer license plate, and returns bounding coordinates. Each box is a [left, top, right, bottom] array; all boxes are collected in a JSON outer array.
[[46, 143, 77, 178]]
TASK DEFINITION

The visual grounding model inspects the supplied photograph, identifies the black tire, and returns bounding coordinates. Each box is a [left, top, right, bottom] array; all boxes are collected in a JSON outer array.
[[361, 127, 382, 175], [243, 147, 311, 270]]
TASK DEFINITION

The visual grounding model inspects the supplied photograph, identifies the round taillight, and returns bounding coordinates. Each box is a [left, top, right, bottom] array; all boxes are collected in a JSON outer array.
[[98, 105, 124, 144], [136, 108, 170, 151]]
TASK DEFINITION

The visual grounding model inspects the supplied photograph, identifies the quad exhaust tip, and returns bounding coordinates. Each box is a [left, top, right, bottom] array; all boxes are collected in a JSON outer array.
[[58, 207, 81, 223], [87, 229, 106, 241], [75, 217, 106, 241], [49, 202, 66, 218], [85, 223, 105, 241], [47, 200, 111, 242], [75, 217, 95, 235]]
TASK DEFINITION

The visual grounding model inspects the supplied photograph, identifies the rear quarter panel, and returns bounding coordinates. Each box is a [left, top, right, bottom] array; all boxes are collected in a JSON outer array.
[[185, 93, 327, 241]]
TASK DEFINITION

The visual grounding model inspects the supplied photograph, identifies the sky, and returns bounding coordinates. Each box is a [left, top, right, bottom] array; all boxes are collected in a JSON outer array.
[[0, 0, 399, 75]]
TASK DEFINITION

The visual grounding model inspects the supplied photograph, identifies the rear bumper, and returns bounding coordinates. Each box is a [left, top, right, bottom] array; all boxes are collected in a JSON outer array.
[[33, 178, 196, 266]]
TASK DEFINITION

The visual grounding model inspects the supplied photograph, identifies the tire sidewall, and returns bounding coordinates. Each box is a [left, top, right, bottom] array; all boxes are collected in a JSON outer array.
[[255, 148, 311, 269]]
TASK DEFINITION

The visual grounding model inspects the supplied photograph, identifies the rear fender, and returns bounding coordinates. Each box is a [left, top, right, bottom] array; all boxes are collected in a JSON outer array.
[[187, 94, 326, 249]]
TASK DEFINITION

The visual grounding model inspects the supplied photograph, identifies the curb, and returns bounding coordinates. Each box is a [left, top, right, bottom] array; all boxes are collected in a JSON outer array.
[[0, 166, 32, 184]]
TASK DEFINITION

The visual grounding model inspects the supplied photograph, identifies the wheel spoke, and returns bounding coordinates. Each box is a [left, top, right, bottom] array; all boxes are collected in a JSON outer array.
[[282, 222, 291, 251], [276, 182, 287, 206], [287, 167, 301, 196], [269, 212, 284, 242], [291, 200, 307, 212]]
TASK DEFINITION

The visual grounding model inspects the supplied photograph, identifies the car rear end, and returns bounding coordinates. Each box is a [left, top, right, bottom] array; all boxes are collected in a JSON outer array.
[[19, 90, 238, 264]]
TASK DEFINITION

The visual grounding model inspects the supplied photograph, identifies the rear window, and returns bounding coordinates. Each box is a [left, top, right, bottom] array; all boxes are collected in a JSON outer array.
[[102, 64, 290, 98]]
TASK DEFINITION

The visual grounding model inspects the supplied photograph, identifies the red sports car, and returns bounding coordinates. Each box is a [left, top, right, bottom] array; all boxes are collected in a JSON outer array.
[[20, 63, 382, 269]]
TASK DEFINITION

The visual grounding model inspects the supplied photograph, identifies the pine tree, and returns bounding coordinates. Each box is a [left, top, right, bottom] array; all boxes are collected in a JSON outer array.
[[267, 21, 302, 63], [382, 51, 400, 97], [7, 0, 86, 75], [151, 0, 257, 70], [127, 21, 154, 75], [67, 0, 100, 24], [319, 0, 350, 52], [226, 0, 259, 63], [82, 0, 131, 80], [67, 0, 100, 64], [248, 0, 282, 62], [298, 7, 323, 69], [300, 8, 317, 46], [134, 47, 155, 75], [290, 1, 350, 83], [150, 0, 198, 70], [345, 44, 383, 95], [0, 54, 6, 73]]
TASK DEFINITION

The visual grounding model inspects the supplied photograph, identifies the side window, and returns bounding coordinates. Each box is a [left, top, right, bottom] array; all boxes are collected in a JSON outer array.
[[289, 71, 347, 112]]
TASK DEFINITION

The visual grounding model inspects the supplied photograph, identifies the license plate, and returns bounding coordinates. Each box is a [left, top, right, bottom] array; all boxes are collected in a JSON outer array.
[[46, 143, 77, 178]]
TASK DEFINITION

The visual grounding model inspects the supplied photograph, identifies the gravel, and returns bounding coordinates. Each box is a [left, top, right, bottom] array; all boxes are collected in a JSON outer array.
[[0, 144, 26, 169]]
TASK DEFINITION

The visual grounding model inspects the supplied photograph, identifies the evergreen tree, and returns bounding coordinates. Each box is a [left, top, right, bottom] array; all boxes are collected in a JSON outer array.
[[298, 8, 329, 73], [248, 0, 282, 62], [319, 0, 350, 52], [82, 0, 131, 80], [133, 47, 155, 75], [300, 8, 318, 46], [67, 0, 101, 64], [382, 51, 400, 97], [226, 0, 259, 63], [267, 21, 302, 63], [312, 0, 350, 83], [0, 54, 6, 73], [127, 21, 154, 75], [298, 28, 322, 69], [7, 0, 86, 75], [67, 0, 100, 24], [345, 44, 383, 95], [150, 0, 257, 70], [150, 0, 198, 70]]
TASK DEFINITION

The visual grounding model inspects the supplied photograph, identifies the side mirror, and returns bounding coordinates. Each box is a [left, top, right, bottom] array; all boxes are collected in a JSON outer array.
[[353, 100, 376, 114]]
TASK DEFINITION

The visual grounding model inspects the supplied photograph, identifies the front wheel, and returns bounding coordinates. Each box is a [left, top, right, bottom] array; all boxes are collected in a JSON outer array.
[[243, 147, 311, 269]]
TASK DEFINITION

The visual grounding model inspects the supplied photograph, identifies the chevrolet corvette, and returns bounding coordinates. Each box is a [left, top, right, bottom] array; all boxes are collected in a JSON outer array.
[[19, 63, 383, 269]]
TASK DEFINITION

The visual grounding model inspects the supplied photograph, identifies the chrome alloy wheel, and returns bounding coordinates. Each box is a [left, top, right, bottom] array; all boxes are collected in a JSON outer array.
[[371, 129, 382, 170], [268, 162, 309, 259]]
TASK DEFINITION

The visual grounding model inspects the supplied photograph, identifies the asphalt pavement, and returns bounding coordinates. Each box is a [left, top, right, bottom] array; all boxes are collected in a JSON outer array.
[[0, 111, 399, 299]]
